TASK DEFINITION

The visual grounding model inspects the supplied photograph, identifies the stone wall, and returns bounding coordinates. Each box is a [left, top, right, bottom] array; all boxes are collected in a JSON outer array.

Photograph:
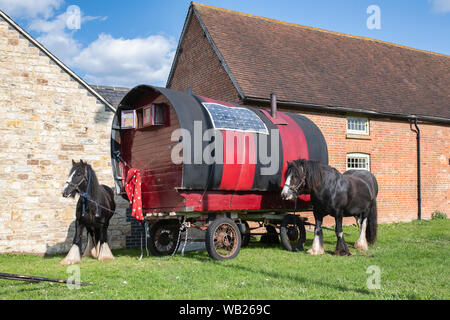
[[0, 18, 130, 255]]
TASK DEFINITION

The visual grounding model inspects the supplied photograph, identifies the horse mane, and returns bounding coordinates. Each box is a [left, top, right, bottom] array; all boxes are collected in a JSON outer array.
[[83, 163, 101, 197], [292, 159, 323, 191]]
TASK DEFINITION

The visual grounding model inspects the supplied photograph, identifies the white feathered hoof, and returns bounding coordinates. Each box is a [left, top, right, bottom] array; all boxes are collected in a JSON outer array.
[[92, 242, 101, 259], [82, 235, 97, 258], [307, 236, 324, 255], [307, 246, 325, 255], [354, 238, 369, 251], [98, 243, 114, 262], [60, 244, 81, 265]]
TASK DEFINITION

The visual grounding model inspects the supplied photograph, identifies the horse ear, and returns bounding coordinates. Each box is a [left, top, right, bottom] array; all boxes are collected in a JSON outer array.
[[72, 159, 75, 165], [80, 159, 83, 164]]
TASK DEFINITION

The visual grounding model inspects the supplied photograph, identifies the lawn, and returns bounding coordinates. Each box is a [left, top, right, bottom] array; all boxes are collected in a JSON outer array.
[[0, 219, 448, 300]]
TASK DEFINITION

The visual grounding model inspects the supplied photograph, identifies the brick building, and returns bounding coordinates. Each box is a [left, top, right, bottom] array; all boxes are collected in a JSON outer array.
[[168, 3, 450, 225], [0, 10, 131, 254]]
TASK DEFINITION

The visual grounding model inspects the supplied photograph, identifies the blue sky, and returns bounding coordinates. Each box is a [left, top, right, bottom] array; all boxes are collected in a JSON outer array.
[[1, 0, 449, 87]]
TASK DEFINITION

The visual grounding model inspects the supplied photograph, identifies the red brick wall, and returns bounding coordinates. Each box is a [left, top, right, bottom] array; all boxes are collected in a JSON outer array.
[[169, 14, 450, 226], [294, 112, 450, 226], [168, 14, 240, 102]]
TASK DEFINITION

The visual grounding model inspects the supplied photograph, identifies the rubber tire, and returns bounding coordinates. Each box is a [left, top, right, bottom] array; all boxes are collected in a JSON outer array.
[[147, 220, 180, 256], [280, 214, 306, 252], [205, 217, 241, 261]]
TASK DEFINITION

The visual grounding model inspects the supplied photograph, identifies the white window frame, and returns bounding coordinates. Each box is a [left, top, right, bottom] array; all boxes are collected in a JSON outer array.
[[346, 153, 370, 171], [346, 117, 369, 135]]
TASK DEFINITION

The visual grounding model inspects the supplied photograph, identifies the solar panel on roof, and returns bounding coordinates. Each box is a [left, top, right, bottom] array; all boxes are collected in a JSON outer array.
[[202, 103, 269, 135]]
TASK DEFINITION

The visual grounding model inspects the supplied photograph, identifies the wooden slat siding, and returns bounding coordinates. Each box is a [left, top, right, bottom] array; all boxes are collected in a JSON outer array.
[[122, 93, 183, 211], [132, 139, 179, 153], [141, 190, 186, 210]]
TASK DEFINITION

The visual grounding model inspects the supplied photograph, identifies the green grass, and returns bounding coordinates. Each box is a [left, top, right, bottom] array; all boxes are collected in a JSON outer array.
[[1, 219, 449, 300]]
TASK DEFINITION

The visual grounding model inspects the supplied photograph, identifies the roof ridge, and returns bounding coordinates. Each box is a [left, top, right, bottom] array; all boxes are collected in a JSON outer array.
[[192, 2, 450, 58], [90, 84, 130, 91]]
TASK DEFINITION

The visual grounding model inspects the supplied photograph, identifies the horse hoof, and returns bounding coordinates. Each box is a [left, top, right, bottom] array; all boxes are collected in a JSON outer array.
[[98, 243, 114, 262], [60, 259, 78, 265], [60, 244, 81, 265], [334, 249, 351, 256], [354, 241, 368, 251], [307, 248, 324, 255], [82, 235, 97, 258]]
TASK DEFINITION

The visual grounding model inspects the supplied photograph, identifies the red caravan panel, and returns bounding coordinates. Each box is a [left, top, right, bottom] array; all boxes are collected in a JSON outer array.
[[220, 131, 256, 190], [261, 110, 310, 202], [180, 190, 308, 212], [200, 97, 256, 191]]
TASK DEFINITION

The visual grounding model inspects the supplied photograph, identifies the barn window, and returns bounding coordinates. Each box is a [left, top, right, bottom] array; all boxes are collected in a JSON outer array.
[[346, 117, 369, 135], [346, 153, 370, 171]]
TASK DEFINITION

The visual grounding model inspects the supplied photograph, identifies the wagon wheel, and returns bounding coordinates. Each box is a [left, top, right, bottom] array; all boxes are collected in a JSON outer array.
[[148, 220, 180, 256], [205, 218, 241, 260], [280, 214, 306, 252]]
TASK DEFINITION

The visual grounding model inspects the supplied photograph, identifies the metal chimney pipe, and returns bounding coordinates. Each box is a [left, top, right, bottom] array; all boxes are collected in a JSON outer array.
[[270, 93, 277, 118]]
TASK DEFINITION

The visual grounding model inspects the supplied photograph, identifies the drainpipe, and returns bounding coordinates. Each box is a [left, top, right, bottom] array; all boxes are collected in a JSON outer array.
[[410, 118, 421, 220]]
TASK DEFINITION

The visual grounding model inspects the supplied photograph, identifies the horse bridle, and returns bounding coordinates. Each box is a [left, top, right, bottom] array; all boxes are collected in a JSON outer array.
[[66, 168, 90, 195], [286, 174, 307, 195], [66, 167, 98, 217]]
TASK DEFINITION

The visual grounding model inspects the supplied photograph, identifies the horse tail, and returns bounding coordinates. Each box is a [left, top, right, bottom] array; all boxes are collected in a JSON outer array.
[[366, 199, 378, 244]]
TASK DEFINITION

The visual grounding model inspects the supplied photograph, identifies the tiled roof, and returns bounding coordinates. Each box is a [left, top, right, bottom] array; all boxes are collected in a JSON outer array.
[[90, 85, 129, 108], [187, 3, 450, 121]]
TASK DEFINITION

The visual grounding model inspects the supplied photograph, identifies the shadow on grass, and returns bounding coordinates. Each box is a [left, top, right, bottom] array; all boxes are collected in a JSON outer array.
[[0, 279, 50, 296], [181, 249, 372, 296]]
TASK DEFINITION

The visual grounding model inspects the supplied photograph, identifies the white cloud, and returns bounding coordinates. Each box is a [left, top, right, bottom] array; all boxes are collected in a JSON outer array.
[[72, 33, 176, 87], [28, 10, 81, 63], [1, 1, 176, 87], [428, 0, 450, 13], [0, 0, 63, 19]]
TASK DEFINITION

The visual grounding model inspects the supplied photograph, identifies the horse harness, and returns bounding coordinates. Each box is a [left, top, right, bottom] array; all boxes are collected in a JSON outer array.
[[66, 168, 113, 217]]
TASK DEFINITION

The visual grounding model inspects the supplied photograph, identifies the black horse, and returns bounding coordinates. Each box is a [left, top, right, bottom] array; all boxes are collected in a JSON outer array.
[[281, 159, 378, 256], [61, 160, 116, 265]]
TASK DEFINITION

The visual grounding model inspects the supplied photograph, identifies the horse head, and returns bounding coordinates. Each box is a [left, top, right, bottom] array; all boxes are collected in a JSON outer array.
[[281, 160, 307, 201], [62, 159, 88, 198]]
